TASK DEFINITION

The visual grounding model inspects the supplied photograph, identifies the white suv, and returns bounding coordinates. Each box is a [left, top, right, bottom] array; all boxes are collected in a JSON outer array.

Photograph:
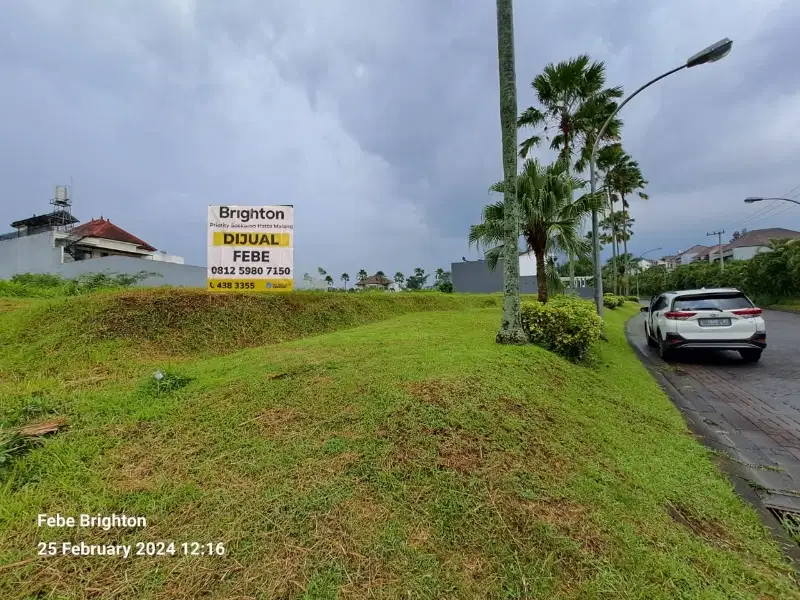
[[642, 288, 766, 362]]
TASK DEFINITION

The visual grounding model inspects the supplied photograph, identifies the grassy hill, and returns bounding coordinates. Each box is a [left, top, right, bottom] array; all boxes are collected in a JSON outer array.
[[0, 291, 797, 599]]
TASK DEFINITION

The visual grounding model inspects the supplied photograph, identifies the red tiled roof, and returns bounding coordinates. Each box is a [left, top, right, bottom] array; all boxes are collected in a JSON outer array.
[[356, 275, 392, 286], [71, 218, 156, 252]]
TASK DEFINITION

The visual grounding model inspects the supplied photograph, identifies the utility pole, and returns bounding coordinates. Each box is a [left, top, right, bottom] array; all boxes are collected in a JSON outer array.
[[707, 230, 725, 272]]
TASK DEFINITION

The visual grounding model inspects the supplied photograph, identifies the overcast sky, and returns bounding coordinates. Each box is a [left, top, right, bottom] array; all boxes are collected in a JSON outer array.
[[2, 0, 799, 278]]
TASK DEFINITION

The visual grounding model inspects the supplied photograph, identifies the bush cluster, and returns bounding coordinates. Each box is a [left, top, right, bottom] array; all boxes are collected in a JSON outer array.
[[602, 293, 625, 309], [521, 295, 603, 362], [626, 296, 640, 303], [0, 271, 157, 299]]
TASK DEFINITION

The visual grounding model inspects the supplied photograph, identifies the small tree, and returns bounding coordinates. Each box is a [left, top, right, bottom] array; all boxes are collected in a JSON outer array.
[[435, 269, 453, 293], [405, 268, 430, 290], [324, 275, 334, 287], [375, 270, 386, 278], [394, 272, 405, 286], [341, 273, 350, 290], [317, 267, 327, 277], [357, 269, 367, 281]]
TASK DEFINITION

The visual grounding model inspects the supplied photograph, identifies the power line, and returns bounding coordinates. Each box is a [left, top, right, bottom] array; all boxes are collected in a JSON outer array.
[[734, 201, 784, 227], [727, 181, 800, 231]]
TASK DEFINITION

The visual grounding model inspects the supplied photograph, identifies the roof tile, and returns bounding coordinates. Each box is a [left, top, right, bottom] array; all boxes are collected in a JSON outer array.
[[70, 218, 156, 252]]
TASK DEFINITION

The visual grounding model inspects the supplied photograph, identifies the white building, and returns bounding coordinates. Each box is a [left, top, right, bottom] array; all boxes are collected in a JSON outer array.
[[699, 228, 800, 263], [1, 206, 187, 281]]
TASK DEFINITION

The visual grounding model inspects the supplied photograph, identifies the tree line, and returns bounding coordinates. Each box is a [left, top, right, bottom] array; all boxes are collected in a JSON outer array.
[[304, 267, 453, 292], [634, 239, 800, 302]]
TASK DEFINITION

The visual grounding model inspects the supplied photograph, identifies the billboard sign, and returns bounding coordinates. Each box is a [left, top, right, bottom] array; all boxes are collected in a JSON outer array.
[[207, 205, 294, 292]]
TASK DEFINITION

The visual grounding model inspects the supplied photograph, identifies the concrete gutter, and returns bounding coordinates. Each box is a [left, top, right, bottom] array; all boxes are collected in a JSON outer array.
[[625, 314, 800, 567]]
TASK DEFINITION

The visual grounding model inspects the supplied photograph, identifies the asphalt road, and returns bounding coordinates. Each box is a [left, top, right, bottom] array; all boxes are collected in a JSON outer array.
[[630, 308, 800, 405], [628, 308, 800, 513]]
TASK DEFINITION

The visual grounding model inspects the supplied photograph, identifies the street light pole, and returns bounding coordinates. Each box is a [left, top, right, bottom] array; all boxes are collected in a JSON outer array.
[[634, 247, 662, 298], [744, 196, 800, 206], [589, 38, 733, 316]]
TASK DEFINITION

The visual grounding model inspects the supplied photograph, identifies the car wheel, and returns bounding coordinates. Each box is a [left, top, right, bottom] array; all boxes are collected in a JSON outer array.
[[658, 330, 673, 361], [739, 349, 762, 363], [645, 323, 658, 347]]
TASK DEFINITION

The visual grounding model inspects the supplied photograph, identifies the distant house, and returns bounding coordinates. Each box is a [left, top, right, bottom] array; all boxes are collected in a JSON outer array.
[[699, 228, 800, 263], [677, 245, 711, 265], [67, 217, 185, 263], [355, 274, 398, 291], [649, 255, 677, 271], [0, 187, 193, 283], [636, 258, 655, 271]]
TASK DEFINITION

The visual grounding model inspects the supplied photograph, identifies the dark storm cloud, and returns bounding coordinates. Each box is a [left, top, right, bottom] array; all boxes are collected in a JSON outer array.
[[1, 0, 798, 276]]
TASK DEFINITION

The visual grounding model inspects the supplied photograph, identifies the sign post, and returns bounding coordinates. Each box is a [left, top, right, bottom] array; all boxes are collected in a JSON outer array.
[[207, 205, 294, 292]]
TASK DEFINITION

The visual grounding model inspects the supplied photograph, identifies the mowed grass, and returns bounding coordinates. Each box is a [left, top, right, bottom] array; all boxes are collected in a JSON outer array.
[[0, 292, 797, 599]]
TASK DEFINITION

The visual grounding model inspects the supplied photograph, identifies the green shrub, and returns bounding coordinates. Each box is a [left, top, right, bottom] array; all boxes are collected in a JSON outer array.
[[0, 271, 158, 298], [626, 296, 639, 303], [603, 295, 624, 309], [521, 296, 602, 362]]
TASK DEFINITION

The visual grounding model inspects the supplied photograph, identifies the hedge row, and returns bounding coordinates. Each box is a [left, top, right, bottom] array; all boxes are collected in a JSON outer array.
[[635, 239, 800, 302]]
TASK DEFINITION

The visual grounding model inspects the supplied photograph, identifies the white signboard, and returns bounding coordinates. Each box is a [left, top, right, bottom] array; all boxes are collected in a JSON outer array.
[[207, 205, 294, 292]]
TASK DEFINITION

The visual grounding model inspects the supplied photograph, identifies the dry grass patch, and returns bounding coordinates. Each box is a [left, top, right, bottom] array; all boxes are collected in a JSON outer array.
[[405, 377, 482, 408], [436, 429, 487, 474], [667, 502, 741, 551]]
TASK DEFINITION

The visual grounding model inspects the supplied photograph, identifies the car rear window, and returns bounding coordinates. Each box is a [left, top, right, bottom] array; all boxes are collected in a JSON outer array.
[[672, 293, 753, 311]]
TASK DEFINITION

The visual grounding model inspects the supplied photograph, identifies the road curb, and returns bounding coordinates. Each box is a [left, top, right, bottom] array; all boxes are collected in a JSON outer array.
[[624, 314, 800, 568], [768, 306, 800, 315]]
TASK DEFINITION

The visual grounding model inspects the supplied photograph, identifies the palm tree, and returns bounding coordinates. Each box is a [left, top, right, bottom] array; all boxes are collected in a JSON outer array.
[[324, 275, 333, 288], [394, 272, 405, 286], [357, 269, 367, 281], [518, 55, 623, 290], [435, 267, 445, 282], [602, 145, 648, 295], [494, 0, 525, 344], [340, 273, 350, 290], [599, 208, 632, 294], [413, 267, 425, 278], [470, 158, 601, 303], [317, 267, 327, 278]]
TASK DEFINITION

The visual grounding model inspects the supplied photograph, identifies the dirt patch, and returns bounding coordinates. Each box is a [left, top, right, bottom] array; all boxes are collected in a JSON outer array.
[[62, 364, 116, 390], [104, 428, 201, 493], [666, 502, 739, 550], [509, 497, 606, 555], [405, 378, 482, 408], [251, 407, 306, 436], [0, 299, 29, 313], [436, 430, 487, 473]]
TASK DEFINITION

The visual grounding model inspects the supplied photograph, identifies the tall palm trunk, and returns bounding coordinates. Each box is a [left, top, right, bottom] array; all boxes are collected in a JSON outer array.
[[621, 194, 629, 296], [533, 242, 548, 303], [563, 122, 575, 291], [607, 188, 618, 295], [494, 0, 525, 345]]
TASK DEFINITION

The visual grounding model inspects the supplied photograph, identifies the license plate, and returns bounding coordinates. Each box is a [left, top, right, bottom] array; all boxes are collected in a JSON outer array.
[[699, 318, 731, 327]]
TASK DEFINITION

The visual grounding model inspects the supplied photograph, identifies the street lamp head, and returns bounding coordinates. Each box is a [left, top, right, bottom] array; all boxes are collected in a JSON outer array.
[[744, 196, 763, 204], [686, 38, 733, 68]]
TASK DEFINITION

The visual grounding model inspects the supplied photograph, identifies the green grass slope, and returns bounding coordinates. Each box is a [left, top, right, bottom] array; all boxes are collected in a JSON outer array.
[[0, 288, 500, 381], [0, 296, 796, 599]]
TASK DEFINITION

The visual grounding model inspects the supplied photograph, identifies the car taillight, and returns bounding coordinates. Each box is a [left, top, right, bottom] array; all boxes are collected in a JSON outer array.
[[732, 307, 763, 317], [664, 311, 697, 320]]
